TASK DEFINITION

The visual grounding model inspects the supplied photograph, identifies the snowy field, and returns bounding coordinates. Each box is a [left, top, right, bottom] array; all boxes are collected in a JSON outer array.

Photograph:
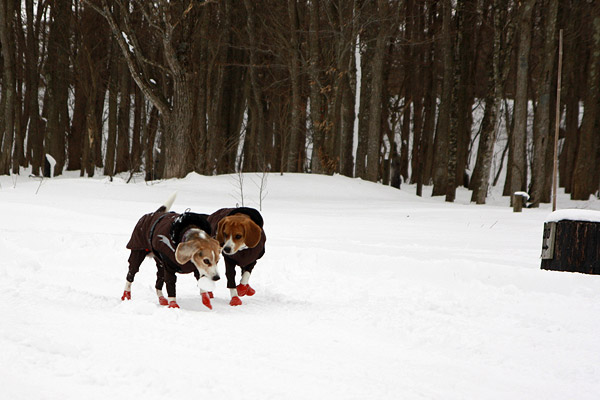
[[1, 172, 600, 400]]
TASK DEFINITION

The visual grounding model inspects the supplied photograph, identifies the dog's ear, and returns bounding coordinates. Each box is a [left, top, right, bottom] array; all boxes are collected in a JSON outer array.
[[216, 218, 226, 245], [244, 219, 262, 248], [175, 240, 200, 264]]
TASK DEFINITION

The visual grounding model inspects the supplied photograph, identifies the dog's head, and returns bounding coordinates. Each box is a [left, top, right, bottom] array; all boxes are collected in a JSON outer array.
[[175, 229, 221, 281], [216, 214, 262, 256]]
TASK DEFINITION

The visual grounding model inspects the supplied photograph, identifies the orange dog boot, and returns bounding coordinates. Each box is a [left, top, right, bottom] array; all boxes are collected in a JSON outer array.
[[230, 296, 242, 306], [168, 301, 180, 308], [158, 296, 169, 306], [121, 290, 131, 301], [201, 292, 213, 310]]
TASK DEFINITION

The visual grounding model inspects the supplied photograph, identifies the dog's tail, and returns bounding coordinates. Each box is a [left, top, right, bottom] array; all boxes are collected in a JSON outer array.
[[156, 192, 177, 212]]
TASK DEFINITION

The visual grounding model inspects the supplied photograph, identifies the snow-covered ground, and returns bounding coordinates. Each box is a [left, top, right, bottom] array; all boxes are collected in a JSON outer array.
[[1, 172, 599, 400]]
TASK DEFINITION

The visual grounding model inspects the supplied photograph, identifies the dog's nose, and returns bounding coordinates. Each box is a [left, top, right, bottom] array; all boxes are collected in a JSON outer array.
[[223, 247, 231, 254], [212, 275, 220, 281]]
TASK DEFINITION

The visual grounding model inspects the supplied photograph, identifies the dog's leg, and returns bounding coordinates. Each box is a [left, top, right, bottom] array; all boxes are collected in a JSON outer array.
[[163, 268, 180, 308], [154, 259, 168, 306], [122, 250, 146, 300], [194, 270, 213, 310], [237, 262, 256, 297], [225, 258, 242, 306]]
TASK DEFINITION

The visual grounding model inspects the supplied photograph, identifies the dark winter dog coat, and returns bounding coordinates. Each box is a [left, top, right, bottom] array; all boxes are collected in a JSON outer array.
[[207, 207, 266, 289], [126, 207, 212, 297]]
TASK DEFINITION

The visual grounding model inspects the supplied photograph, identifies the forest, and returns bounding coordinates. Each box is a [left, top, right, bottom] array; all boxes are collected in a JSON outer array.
[[0, 0, 597, 205]]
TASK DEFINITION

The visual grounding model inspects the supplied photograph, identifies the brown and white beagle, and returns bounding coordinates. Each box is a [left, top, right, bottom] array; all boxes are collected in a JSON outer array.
[[208, 208, 266, 306], [122, 194, 221, 309]]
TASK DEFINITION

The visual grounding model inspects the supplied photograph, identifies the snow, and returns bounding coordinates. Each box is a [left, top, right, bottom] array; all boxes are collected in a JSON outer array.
[[545, 208, 600, 223], [513, 191, 530, 200], [45, 154, 57, 177], [198, 276, 216, 292], [1, 172, 600, 399]]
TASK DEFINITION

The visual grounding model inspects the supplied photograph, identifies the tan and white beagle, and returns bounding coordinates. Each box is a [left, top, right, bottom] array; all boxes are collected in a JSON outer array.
[[123, 196, 221, 309], [208, 208, 266, 306]]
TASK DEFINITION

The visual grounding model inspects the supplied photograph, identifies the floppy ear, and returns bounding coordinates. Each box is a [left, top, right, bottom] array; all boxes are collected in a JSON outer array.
[[216, 219, 226, 245], [244, 220, 262, 248], [175, 241, 200, 264]]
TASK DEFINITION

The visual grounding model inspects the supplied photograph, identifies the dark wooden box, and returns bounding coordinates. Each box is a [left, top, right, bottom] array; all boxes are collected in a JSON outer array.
[[541, 214, 600, 275]]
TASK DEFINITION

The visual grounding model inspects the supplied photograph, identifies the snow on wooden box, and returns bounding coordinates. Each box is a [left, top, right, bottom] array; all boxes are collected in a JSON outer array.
[[541, 209, 600, 275]]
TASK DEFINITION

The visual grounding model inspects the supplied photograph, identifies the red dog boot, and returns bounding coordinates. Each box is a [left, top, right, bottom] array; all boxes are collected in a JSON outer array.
[[208, 292, 214, 299], [236, 284, 256, 297], [201, 292, 213, 310], [168, 301, 180, 308], [121, 290, 131, 301], [236, 284, 247, 297], [158, 296, 169, 306], [230, 296, 242, 306]]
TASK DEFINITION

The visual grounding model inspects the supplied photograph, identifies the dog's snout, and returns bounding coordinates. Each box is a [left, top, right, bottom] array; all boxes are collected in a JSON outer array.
[[212, 275, 220, 282], [223, 246, 231, 254]]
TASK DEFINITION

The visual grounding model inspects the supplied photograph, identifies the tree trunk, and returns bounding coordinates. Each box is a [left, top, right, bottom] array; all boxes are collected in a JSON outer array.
[[336, 0, 357, 178], [44, 0, 72, 176], [561, 87, 579, 193], [0, 0, 17, 174], [355, 33, 372, 179], [470, 0, 503, 204], [560, 2, 581, 194], [104, 41, 119, 177], [115, 59, 131, 174], [432, 0, 453, 196], [24, 0, 43, 175], [144, 106, 159, 181], [454, 0, 477, 188], [365, 0, 388, 183], [530, 0, 559, 206], [572, 2, 600, 200], [505, 0, 535, 198], [421, 1, 439, 186], [131, 86, 143, 173], [410, 0, 425, 186], [308, 0, 328, 174], [285, 0, 302, 172]]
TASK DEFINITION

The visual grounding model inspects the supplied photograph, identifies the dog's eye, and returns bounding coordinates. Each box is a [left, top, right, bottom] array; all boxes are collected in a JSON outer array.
[[203, 258, 210, 265], [235, 234, 242, 240]]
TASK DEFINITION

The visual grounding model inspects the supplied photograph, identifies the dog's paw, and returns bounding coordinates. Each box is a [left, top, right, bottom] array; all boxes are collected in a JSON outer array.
[[237, 284, 255, 297], [121, 291, 131, 301], [168, 301, 180, 309], [201, 292, 213, 310], [158, 296, 169, 306], [229, 296, 242, 306]]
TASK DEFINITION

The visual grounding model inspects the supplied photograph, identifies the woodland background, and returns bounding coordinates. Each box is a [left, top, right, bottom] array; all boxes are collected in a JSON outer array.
[[0, 0, 597, 205]]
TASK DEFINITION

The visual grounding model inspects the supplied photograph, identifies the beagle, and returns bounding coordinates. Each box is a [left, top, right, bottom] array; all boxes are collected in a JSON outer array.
[[208, 208, 266, 306], [122, 194, 221, 309]]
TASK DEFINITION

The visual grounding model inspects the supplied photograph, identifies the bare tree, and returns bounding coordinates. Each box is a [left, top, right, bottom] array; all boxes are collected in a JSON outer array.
[[530, 0, 559, 206], [86, 0, 213, 178], [0, 0, 17, 174], [572, 1, 600, 200], [504, 0, 535, 199]]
